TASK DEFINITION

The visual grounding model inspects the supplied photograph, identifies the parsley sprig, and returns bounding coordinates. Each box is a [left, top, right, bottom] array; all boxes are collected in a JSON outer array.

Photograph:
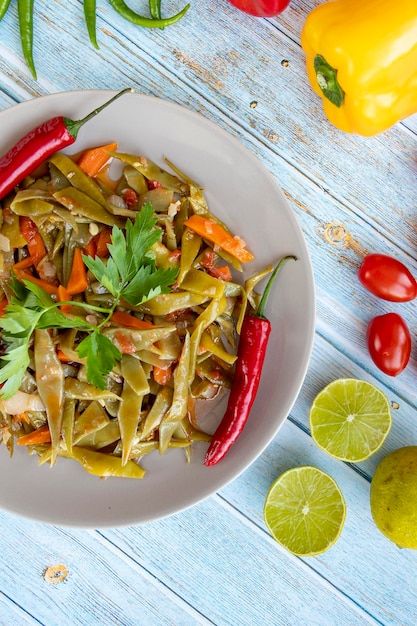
[[0, 204, 178, 398]]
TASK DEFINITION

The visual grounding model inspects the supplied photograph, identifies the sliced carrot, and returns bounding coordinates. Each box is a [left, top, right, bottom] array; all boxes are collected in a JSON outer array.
[[184, 215, 255, 263], [56, 349, 73, 363], [15, 412, 31, 425], [13, 255, 36, 270], [96, 227, 112, 258], [57, 284, 72, 313], [199, 249, 232, 280], [17, 424, 51, 446], [208, 265, 232, 282], [95, 168, 119, 192], [153, 365, 173, 386], [110, 310, 156, 330], [0, 296, 8, 317], [77, 142, 118, 178], [14, 270, 58, 295], [19, 216, 47, 265], [66, 247, 89, 295], [114, 331, 136, 354]]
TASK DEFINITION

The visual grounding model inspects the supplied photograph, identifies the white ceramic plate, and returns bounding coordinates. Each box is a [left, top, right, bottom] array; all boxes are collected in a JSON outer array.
[[0, 90, 315, 528]]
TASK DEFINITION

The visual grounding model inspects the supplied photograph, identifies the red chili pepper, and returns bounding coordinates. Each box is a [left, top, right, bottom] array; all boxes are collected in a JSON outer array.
[[204, 255, 296, 467], [0, 88, 132, 201]]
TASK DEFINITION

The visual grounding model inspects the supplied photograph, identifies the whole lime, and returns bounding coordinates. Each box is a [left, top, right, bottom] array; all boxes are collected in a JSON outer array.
[[370, 446, 417, 549]]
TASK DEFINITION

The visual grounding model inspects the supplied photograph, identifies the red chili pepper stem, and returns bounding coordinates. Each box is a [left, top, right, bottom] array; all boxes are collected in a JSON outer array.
[[63, 88, 133, 139], [0, 88, 133, 201], [204, 254, 297, 467], [256, 254, 298, 318]]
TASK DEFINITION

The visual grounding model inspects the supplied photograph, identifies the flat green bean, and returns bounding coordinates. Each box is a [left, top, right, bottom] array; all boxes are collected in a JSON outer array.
[[34, 329, 64, 464], [53, 187, 125, 228], [159, 332, 191, 453], [49, 153, 108, 207], [73, 400, 110, 444], [68, 446, 145, 479], [119, 379, 145, 465]]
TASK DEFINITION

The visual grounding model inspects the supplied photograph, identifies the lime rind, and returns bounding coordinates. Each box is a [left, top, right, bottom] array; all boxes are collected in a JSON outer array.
[[309, 378, 392, 463], [264, 466, 346, 557]]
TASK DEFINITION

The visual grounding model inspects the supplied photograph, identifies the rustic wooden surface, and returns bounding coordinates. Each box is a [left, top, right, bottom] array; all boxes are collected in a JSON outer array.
[[1, 0, 417, 624]]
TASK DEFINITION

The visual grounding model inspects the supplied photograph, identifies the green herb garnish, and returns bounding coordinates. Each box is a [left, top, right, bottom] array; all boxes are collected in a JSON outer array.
[[0, 204, 178, 398]]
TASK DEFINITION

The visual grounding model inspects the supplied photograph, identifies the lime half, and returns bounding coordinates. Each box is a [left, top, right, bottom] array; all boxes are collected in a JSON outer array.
[[264, 466, 346, 556], [309, 378, 392, 463]]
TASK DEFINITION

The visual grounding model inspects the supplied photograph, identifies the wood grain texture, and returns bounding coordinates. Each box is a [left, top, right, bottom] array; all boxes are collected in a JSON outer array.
[[0, 0, 417, 624]]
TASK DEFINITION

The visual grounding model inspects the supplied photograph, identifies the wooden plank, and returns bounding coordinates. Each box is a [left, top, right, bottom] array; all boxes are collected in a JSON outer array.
[[0, 511, 209, 625], [220, 418, 417, 626], [0, 592, 39, 625], [100, 494, 377, 626]]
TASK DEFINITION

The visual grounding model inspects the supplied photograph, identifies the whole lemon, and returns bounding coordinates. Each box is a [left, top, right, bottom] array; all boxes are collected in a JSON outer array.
[[370, 446, 417, 549]]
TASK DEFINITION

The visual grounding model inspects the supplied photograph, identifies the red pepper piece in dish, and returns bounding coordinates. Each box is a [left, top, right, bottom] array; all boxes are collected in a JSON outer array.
[[204, 255, 297, 467]]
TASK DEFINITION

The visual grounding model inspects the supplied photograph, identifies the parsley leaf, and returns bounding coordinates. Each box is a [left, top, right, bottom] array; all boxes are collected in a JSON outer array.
[[0, 203, 179, 397], [77, 333, 122, 390], [84, 203, 178, 306], [123, 265, 179, 306], [0, 278, 91, 399]]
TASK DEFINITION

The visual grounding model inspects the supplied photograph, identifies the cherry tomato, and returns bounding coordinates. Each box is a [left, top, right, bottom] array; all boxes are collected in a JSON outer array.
[[359, 254, 417, 302], [227, 0, 291, 17], [367, 313, 411, 376]]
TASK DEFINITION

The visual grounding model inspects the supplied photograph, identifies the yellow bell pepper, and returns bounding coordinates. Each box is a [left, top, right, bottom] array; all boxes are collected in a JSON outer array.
[[301, 0, 417, 136]]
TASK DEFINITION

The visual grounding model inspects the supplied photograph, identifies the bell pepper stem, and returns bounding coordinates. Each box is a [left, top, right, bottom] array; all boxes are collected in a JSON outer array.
[[313, 55, 344, 108]]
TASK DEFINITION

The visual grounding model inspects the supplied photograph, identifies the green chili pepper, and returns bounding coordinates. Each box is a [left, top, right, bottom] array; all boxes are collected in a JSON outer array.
[[149, 0, 162, 20], [109, 0, 190, 29], [84, 0, 98, 48], [17, 0, 36, 79], [0, 0, 11, 21]]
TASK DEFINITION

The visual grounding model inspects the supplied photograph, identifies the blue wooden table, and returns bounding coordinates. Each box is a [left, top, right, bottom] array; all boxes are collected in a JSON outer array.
[[1, 1, 417, 624]]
